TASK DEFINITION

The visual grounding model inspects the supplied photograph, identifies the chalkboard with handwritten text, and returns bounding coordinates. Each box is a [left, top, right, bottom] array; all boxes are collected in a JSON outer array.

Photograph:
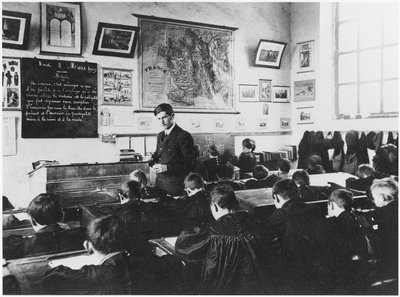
[[21, 58, 98, 138]]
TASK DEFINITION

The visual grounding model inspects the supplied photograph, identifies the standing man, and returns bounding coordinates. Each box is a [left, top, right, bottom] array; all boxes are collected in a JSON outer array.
[[150, 103, 195, 196]]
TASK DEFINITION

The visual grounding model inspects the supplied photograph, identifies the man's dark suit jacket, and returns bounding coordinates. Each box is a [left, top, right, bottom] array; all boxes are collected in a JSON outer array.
[[152, 124, 195, 195]]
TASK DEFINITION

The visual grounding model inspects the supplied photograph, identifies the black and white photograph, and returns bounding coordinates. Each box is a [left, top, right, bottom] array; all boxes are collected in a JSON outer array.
[[2, 2, 398, 296]]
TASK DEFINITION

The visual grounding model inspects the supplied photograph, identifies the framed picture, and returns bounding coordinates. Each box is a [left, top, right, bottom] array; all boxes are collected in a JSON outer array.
[[137, 14, 237, 113], [235, 118, 248, 130], [2, 58, 21, 110], [297, 40, 314, 73], [2, 10, 31, 50], [262, 104, 269, 115], [189, 118, 202, 130], [40, 3, 82, 55], [137, 117, 152, 130], [259, 79, 272, 102], [102, 68, 133, 106], [93, 23, 139, 58], [294, 79, 316, 102], [214, 119, 225, 130], [255, 39, 286, 68], [272, 86, 290, 103], [256, 117, 268, 130], [239, 84, 258, 102], [296, 107, 315, 124], [280, 117, 291, 129]]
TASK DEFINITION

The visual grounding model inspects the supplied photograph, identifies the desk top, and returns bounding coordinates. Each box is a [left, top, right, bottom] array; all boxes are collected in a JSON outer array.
[[309, 172, 356, 187], [235, 188, 274, 210]]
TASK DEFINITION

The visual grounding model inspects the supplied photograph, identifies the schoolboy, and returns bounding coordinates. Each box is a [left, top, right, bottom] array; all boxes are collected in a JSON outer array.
[[129, 169, 167, 199], [238, 138, 257, 178], [292, 169, 328, 201], [245, 164, 277, 189], [205, 163, 245, 191], [276, 158, 292, 180]]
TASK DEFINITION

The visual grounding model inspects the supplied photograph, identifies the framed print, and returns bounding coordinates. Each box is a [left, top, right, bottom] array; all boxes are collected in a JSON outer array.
[[262, 104, 269, 115], [2, 11, 31, 50], [102, 68, 132, 105], [296, 106, 315, 124], [255, 39, 286, 68], [214, 119, 225, 130], [280, 117, 291, 129], [259, 79, 272, 102], [190, 118, 202, 130], [137, 117, 152, 130], [239, 84, 258, 102], [137, 14, 237, 113], [297, 40, 314, 73], [2, 58, 21, 110], [236, 118, 248, 130], [272, 86, 290, 103], [294, 79, 316, 102], [256, 117, 268, 130], [40, 3, 82, 55], [93, 23, 139, 58]]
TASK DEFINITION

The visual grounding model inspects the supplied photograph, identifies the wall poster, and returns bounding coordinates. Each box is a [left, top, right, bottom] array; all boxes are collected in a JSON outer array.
[[136, 14, 237, 113], [2, 58, 21, 109], [102, 68, 132, 105]]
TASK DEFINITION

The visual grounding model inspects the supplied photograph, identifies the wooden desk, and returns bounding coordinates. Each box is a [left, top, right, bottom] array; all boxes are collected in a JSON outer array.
[[309, 172, 356, 187], [6, 250, 86, 294]]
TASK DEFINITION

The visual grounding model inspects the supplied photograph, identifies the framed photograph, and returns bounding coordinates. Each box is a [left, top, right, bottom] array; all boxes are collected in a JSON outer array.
[[297, 40, 314, 73], [262, 104, 269, 115], [294, 79, 316, 102], [137, 15, 237, 113], [40, 3, 82, 55], [189, 118, 202, 130], [256, 117, 268, 130], [214, 119, 225, 130], [239, 84, 258, 102], [2, 10, 31, 50], [93, 22, 139, 58], [102, 68, 132, 105], [137, 117, 152, 130], [2, 58, 21, 110], [259, 79, 272, 102], [280, 117, 291, 129], [272, 86, 290, 103], [236, 118, 248, 130], [296, 107, 315, 124], [255, 39, 286, 68]]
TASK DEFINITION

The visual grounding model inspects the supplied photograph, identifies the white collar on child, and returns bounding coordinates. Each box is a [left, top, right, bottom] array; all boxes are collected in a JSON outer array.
[[100, 251, 125, 265]]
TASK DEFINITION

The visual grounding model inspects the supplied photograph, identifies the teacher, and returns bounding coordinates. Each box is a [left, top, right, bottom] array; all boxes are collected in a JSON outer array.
[[150, 103, 195, 196]]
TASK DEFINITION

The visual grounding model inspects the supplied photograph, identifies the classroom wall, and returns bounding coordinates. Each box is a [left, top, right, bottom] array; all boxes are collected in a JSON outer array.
[[3, 2, 293, 207]]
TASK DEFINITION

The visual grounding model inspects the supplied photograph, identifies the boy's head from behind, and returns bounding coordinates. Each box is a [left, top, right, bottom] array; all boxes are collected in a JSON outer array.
[[356, 164, 375, 178], [217, 163, 235, 180], [210, 185, 238, 219], [278, 158, 291, 174], [242, 138, 256, 152], [120, 180, 141, 201], [328, 189, 353, 217], [184, 172, 205, 190], [27, 193, 63, 226], [87, 215, 126, 255], [207, 144, 219, 157], [370, 177, 398, 208], [292, 170, 310, 187], [253, 165, 268, 180], [129, 169, 147, 186], [272, 179, 300, 208]]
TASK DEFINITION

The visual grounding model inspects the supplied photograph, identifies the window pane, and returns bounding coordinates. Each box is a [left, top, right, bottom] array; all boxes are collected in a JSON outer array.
[[383, 3, 398, 45], [384, 46, 398, 79], [360, 82, 381, 115], [359, 18, 381, 49], [338, 84, 357, 116], [339, 3, 359, 22], [338, 22, 357, 52], [360, 49, 381, 82], [383, 80, 398, 113], [338, 53, 357, 83]]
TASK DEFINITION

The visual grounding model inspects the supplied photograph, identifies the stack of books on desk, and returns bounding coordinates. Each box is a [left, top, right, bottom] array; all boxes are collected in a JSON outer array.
[[278, 145, 297, 161], [119, 149, 142, 162]]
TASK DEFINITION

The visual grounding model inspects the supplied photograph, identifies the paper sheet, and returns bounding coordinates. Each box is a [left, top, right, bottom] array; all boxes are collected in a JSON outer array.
[[48, 254, 100, 269], [2, 115, 16, 156], [164, 236, 178, 247]]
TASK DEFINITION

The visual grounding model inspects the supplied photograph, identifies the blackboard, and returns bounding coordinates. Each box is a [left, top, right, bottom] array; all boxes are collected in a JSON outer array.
[[192, 133, 235, 156], [21, 58, 98, 138]]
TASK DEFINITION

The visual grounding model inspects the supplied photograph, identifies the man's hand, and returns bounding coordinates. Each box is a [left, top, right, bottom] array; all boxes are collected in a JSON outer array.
[[152, 163, 168, 173]]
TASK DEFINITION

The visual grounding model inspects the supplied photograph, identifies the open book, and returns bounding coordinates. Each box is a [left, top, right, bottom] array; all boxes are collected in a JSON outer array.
[[48, 254, 100, 270]]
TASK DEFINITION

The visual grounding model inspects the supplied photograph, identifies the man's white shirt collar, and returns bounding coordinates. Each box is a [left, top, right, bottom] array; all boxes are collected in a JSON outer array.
[[165, 122, 175, 135]]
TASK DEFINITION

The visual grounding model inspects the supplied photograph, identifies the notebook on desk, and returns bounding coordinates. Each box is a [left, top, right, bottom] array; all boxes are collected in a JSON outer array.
[[48, 254, 100, 269]]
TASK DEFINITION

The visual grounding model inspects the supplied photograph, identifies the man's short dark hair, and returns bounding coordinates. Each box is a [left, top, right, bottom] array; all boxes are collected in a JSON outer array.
[[153, 103, 174, 116], [184, 172, 205, 189], [87, 215, 126, 254], [210, 184, 239, 210], [217, 163, 235, 179], [292, 170, 310, 187], [253, 165, 268, 180], [278, 158, 291, 173], [272, 179, 300, 201], [328, 189, 353, 211], [27, 193, 63, 225]]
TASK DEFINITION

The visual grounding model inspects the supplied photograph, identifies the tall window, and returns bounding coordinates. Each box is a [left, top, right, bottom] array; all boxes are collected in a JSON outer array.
[[335, 3, 398, 119]]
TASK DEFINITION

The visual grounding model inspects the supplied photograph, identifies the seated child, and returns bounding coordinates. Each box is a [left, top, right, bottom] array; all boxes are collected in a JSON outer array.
[[372, 144, 398, 176], [175, 185, 266, 294], [43, 215, 134, 294], [3, 193, 85, 260], [346, 164, 389, 192], [276, 158, 292, 180], [307, 155, 326, 175], [238, 138, 257, 178], [205, 163, 245, 192], [192, 144, 208, 181], [245, 165, 277, 189], [204, 145, 220, 181], [292, 170, 328, 201], [129, 169, 167, 199]]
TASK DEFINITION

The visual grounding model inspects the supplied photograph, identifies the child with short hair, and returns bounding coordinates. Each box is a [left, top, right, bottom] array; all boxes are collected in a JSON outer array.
[[307, 155, 326, 175], [204, 144, 220, 181], [292, 170, 328, 201], [276, 158, 292, 180], [129, 169, 167, 199], [3, 193, 85, 260], [43, 215, 134, 294], [238, 138, 257, 178], [245, 164, 277, 189], [346, 164, 389, 192], [206, 163, 245, 191]]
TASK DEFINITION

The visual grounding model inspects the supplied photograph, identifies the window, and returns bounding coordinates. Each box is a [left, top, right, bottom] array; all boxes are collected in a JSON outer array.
[[335, 3, 398, 119]]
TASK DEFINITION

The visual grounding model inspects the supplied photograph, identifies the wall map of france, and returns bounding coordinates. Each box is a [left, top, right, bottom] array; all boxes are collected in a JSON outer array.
[[140, 19, 235, 112], [21, 58, 98, 138]]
